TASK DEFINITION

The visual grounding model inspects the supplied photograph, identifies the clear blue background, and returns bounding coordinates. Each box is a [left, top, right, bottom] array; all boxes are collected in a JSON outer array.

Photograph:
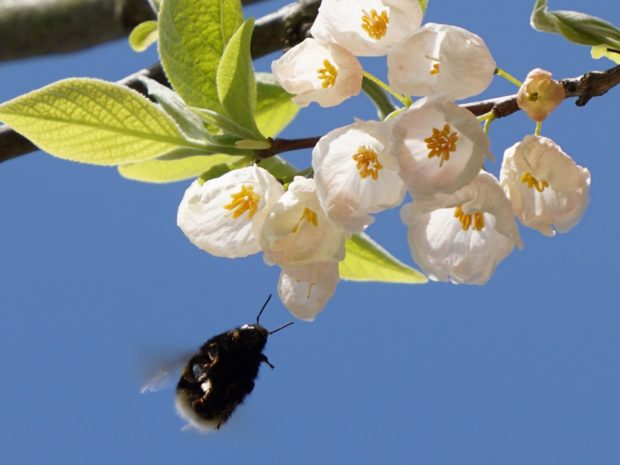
[[1, 1, 619, 463]]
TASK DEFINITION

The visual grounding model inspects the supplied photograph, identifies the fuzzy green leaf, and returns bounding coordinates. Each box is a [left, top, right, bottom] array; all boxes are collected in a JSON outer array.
[[258, 156, 298, 181], [119, 152, 245, 183], [340, 233, 427, 284], [255, 73, 299, 137], [129, 20, 158, 52], [158, 0, 243, 112], [217, 18, 261, 138], [0, 78, 194, 165], [139, 77, 207, 141], [192, 107, 259, 140]]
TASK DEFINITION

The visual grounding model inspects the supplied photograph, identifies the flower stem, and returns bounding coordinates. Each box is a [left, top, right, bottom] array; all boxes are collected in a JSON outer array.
[[362, 71, 409, 107], [535, 121, 543, 136], [477, 111, 496, 135], [361, 76, 397, 120], [495, 68, 522, 88]]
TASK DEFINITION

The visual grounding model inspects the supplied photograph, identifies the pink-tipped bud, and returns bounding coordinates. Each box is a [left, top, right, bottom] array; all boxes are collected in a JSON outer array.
[[517, 68, 565, 122]]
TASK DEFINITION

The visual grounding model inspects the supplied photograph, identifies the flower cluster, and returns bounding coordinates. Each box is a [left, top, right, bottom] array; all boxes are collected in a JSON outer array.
[[177, 0, 591, 320], [178, 165, 343, 321]]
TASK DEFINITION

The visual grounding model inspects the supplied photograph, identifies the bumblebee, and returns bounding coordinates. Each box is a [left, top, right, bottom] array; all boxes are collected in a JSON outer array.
[[173, 295, 292, 430]]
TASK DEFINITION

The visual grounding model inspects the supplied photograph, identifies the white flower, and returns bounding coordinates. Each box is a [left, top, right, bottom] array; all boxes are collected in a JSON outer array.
[[310, 0, 423, 57], [271, 38, 363, 108], [401, 171, 522, 284], [391, 98, 490, 196], [278, 261, 340, 321], [260, 177, 347, 266], [500, 135, 590, 236], [177, 165, 283, 258], [387, 23, 496, 100], [312, 120, 406, 232]]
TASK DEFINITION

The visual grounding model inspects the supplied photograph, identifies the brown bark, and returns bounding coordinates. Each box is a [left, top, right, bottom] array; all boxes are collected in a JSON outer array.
[[0, 0, 268, 62]]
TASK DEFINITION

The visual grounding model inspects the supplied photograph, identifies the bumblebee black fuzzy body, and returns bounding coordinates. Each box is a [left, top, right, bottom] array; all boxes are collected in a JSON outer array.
[[175, 323, 272, 430], [174, 296, 290, 431]]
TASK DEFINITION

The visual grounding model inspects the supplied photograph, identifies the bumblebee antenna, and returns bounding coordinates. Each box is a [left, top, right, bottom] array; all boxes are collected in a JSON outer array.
[[256, 294, 272, 325], [269, 321, 294, 335]]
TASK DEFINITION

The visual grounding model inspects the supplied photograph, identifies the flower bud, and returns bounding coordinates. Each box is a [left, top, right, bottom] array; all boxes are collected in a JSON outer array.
[[516, 68, 565, 122]]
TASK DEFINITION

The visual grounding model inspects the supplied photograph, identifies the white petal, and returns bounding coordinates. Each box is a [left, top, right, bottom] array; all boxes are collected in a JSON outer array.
[[500, 135, 591, 236], [278, 262, 340, 321], [391, 98, 490, 196], [271, 38, 362, 108], [260, 177, 347, 266], [310, 0, 423, 56], [401, 171, 521, 284], [177, 165, 284, 258], [388, 23, 495, 99], [313, 120, 406, 232]]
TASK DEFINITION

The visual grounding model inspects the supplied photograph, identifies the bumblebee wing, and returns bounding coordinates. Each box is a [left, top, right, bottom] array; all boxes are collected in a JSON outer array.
[[140, 351, 192, 394], [141, 367, 177, 394]]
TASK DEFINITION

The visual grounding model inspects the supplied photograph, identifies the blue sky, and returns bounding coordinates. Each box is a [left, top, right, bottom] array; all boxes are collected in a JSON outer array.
[[1, 1, 619, 464]]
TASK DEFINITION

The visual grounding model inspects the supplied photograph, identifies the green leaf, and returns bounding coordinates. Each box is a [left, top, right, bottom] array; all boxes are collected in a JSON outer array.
[[192, 107, 260, 139], [0, 78, 194, 165], [119, 151, 245, 183], [255, 73, 300, 138], [198, 157, 250, 184], [129, 20, 158, 52], [339, 233, 427, 284], [418, 0, 428, 13], [591, 45, 620, 64], [139, 77, 207, 141], [531, 0, 620, 48], [258, 155, 298, 181], [158, 0, 243, 112], [217, 18, 261, 138]]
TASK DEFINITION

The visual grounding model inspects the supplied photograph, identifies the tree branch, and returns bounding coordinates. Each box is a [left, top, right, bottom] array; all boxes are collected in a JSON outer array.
[[462, 65, 620, 118], [0, 0, 268, 62]]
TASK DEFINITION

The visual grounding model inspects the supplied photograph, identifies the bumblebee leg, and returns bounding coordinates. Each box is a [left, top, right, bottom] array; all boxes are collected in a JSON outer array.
[[192, 389, 211, 406], [260, 354, 274, 369]]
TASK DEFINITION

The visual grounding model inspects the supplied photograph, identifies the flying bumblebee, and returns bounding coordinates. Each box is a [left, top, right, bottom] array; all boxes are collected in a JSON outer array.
[[142, 295, 293, 431]]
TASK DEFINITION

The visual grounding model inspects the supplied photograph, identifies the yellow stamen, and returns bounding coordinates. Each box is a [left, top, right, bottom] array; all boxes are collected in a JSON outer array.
[[292, 207, 319, 233], [223, 184, 259, 219], [317, 59, 338, 88], [520, 171, 549, 192], [454, 205, 485, 231], [361, 9, 389, 40], [352, 146, 383, 180], [424, 123, 459, 167], [424, 55, 441, 75]]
